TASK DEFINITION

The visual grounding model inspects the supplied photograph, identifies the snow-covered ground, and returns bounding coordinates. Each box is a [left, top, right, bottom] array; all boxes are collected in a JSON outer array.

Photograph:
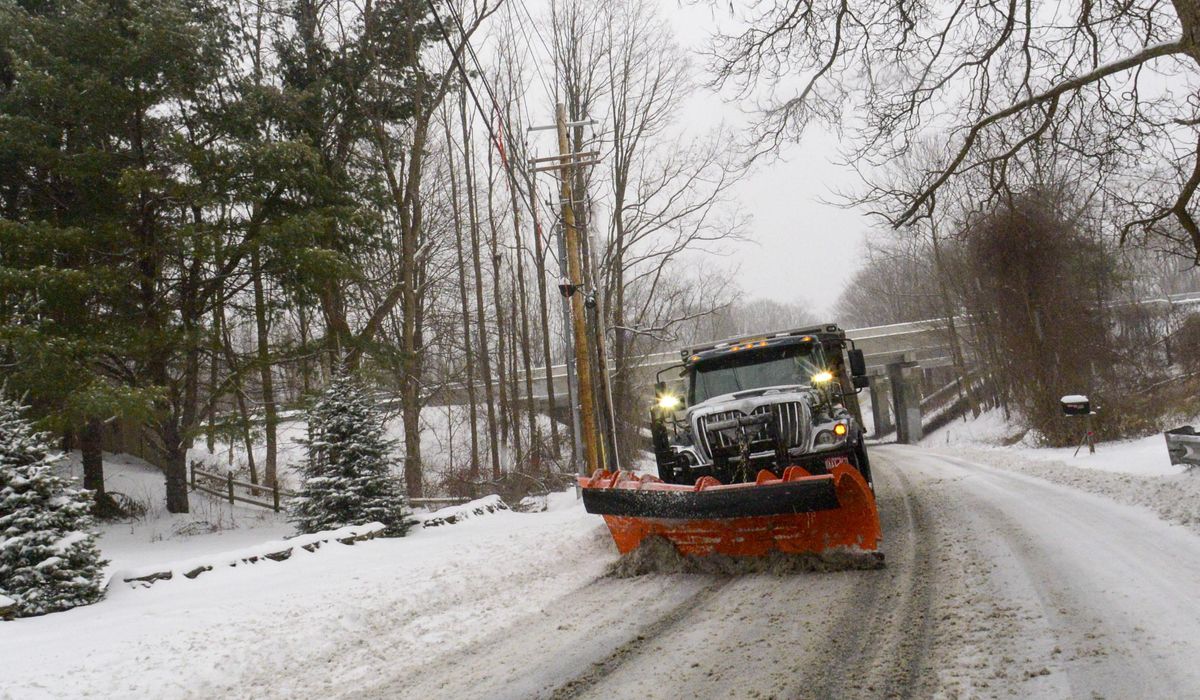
[[64, 401, 565, 584], [922, 407, 1190, 476], [918, 408, 1200, 535], [8, 409, 1200, 699], [0, 453, 604, 698], [55, 452, 292, 580], [868, 446, 1200, 699], [0, 472, 607, 699]]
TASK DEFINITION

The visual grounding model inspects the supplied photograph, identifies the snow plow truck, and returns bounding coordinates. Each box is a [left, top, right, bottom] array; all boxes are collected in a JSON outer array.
[[580, 324, 882, 558]]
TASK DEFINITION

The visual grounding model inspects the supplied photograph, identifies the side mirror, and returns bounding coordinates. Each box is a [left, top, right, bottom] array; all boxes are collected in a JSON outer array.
[[852, 375, 870, 389], [654, 381, 667, 395], [847, 348, 867, 377]]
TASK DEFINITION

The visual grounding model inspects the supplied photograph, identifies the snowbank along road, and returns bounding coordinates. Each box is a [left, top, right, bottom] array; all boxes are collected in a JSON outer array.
[[355, 445, 1200, 699]]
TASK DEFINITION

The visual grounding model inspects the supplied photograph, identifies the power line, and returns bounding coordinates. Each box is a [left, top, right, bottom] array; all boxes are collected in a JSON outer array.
[[444, 1, 529, 160], [423, 0, 566, 271], [424, 1, 528, 201], [434, 0, 570, 269], [506, 0, 557, 100], [496, 0, 556, 105]]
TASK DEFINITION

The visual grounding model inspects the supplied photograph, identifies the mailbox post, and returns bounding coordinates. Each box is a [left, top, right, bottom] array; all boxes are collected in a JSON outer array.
[[1061, 394, 1096, 456]]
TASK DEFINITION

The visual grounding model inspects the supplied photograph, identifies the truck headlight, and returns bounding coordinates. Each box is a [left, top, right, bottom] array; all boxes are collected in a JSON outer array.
[[814, 423, 848, 449], [811, 371, 834, 384], [656, 393, 680, 410]]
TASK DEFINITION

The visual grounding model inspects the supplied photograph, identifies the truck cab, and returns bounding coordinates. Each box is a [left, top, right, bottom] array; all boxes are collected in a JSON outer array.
[[651, 324, 872, 487]]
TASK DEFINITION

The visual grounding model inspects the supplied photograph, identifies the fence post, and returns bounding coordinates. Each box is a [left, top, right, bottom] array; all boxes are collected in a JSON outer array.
[[190, 462, 195, 489], [227, 473, 235, 505], [272, 478, 280, 513]]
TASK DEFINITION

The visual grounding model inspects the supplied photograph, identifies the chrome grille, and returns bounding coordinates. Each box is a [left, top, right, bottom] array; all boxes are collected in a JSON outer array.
[[696, 410, 740, 460], [695, 402, 811, 461]]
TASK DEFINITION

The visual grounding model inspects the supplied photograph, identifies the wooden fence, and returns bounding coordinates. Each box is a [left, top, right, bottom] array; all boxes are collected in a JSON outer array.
[[188, 463, 472, 513], [190, 463, 292, 512]]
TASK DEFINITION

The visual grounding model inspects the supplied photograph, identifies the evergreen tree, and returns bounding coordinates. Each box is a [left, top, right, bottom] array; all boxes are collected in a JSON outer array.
[[290, 374, 413, 536], [1, 0, 328, 513], [0, 393, 105, 617], [0, 0, 231, 513]]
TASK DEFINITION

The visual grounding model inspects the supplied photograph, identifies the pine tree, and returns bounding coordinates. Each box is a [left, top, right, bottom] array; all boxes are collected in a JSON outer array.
[[290, 374, 413, 537], [0, 394, 105, 617], [0, 0, 246, 513]]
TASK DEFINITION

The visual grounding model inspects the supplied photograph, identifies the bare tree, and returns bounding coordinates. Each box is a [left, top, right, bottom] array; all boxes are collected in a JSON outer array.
[[957, 190, 1120, 443], [459, 90, 503, 481], [442, 105, 482, 482], [547, 0, 749, 459], [831, 236, 942, 328], [710, 0, 1200, 259], [355, 0, 502, 495], [704, 297, 816, 338]]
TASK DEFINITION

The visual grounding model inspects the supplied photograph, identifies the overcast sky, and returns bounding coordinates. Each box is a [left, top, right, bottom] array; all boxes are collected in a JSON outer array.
[[514, 1, 874, 316], [722, 134, 873, 315], [669, 6, 873, 316]]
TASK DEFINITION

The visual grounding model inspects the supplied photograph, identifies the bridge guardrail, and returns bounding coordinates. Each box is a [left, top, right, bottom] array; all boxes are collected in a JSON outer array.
[[1164, 426, 1200, 470]]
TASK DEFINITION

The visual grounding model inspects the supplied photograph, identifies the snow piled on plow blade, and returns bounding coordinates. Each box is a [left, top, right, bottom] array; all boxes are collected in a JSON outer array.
[[606, 536, 885, 577]]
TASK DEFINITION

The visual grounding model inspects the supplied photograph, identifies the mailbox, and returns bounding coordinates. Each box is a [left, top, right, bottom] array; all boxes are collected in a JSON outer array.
[[1061, 394, 1091, 416]]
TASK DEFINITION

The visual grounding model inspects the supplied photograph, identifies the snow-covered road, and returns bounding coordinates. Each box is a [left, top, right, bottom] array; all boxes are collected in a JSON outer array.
[[5, 446, 1200, 699], [355, 446, 1200, 699]]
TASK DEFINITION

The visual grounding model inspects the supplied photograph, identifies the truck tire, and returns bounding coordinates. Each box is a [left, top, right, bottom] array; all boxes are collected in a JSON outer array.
[[851, 439, 874, 490], [656, 454, 675, 484]]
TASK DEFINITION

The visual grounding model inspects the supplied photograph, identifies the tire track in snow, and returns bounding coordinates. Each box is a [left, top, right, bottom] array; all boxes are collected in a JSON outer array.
[[351, 573, 733, 699], [882, 449, 1076, 698], [788, 453, 936, 699], [356, 445, 1200, 699], [926, 450, 1200, 698], [546, 578, 733, 699]]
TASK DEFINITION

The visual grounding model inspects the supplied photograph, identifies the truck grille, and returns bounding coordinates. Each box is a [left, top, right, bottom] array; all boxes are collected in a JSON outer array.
[[695, 402, 810, 462]]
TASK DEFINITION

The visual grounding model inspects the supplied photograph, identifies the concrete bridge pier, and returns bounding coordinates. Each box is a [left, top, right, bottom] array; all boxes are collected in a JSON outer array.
[[888, 358, 924, 445], [867, 371, 894, 438]]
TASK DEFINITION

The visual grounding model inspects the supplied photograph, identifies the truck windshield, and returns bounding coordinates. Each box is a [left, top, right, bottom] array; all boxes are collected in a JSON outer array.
[[689, 344, 823, 404]]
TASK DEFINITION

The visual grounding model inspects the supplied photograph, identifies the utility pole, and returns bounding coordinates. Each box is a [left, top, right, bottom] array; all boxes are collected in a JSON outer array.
[[556, 222, 583, 468], [554, 103, 601, 477], [530, 103, 602, 476], [570, 116, 619, 473], [586, 250, 620, 472]]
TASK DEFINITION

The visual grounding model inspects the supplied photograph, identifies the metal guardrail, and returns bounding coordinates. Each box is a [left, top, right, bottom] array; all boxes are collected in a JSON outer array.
[[1164, 426, 1200, 470]]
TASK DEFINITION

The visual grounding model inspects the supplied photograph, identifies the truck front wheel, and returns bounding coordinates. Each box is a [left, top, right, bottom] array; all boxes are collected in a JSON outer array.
[[655, 453, 676, 483], [851, 439, 874, 490]]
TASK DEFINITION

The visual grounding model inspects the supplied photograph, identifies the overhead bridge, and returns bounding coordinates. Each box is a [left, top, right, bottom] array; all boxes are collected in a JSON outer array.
[[426, 294, 1200, 444], [425, 319, 965, 445]]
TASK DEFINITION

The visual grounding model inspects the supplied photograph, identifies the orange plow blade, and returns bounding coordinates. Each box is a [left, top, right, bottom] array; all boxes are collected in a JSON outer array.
[[579, 459, 881, 558]]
